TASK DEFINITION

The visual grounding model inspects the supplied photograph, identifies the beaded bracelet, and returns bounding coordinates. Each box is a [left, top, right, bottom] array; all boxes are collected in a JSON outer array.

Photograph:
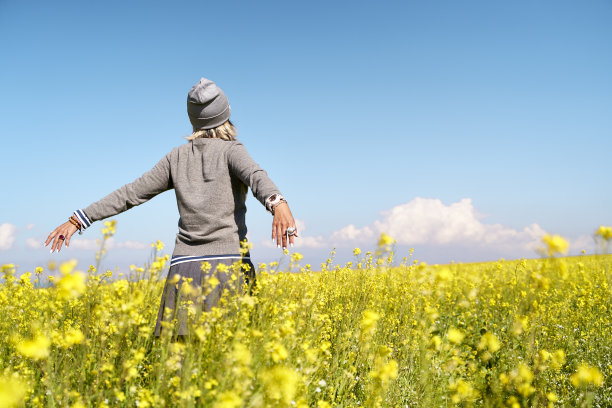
[[68, 217, 81, 232], [68, 216, 83, 235]]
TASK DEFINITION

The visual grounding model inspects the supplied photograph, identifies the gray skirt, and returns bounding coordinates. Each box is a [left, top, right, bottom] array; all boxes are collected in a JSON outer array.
[[153, 255, 256, 338]]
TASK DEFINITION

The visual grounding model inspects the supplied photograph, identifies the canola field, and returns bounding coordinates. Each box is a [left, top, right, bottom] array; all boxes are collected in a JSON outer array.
[[1, 222, 611, 408]]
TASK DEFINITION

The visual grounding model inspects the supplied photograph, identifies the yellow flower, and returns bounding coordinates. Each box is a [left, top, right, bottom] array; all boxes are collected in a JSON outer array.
[[375, 359, 398, 383], [0, 374, 27, 407], [450, 379, 478, 403], [353, 248, 361, 257], [56, 270, 87, 299], [430, 335, 442, 350], [595, 225, 612, 241], [180, 281, 198, 296], [64, 328, 85, 347], [101, 220, 117, 237], [541, 234, 569, 256], [260, 365, 300, 405], [151, 256, 167, 272], [361, 310, 380, 337], [378, 233, 395, 248], [59, 259, 78, 275], [213, 391, 242, 408], [499, 373, 509, 385], [478, 332, 500, 353], [113, 389, 125, 402], [518, 364, 534, 383], [447, 328, 465, 344], [204, 379, 218, 390], [570, 363, 604, 387], [539, 349, 551, 362], [1, 263, 15, 273], [231, 343, 252, 366], [551, 349, 566, 370], [266, 342, 289, 363], [239, 239, 252, 256], [151, 240, 164, 251], [16, 334, 51, 360], [512, 315, 529, 336], [435, 268, 453, 282], [207, 275, 220, 289]]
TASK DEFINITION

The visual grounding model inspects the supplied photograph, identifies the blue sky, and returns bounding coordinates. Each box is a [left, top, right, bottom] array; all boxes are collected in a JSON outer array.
[[1, 0, 611, 275]]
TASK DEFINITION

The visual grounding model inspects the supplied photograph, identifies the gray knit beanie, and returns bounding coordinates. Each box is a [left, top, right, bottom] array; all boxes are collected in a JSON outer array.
[[187, 77, 231, 130]]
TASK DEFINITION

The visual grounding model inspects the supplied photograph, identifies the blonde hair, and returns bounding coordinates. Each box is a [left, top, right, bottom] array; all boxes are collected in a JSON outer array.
[[184, 119, 237, 142]]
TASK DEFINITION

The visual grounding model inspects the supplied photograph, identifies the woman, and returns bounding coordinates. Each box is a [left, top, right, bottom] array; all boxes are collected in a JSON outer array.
[[44, 77, 298, 340]]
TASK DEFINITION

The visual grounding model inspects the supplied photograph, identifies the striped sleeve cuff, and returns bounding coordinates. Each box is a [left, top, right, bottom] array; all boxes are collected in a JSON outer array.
[[73, 209, 93, 230]]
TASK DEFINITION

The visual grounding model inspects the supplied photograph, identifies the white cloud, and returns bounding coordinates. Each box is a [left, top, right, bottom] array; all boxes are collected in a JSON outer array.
[[26, 223, 35, 230], [115, 240, 149, 250], [260, 198, 550, 257], [261, 218, 327, 249], [26, 237, 43, 249], [0, 223, 18, 250], [328, 197, 547, 253], [65, 238, 107, 251], [22, 234, 150, 253], [293, 219, 326, 248], [571, 234, 597, 255], [50, 237, 149, 251], [294, 235, 327, 248], [330, 224, 374, 243]]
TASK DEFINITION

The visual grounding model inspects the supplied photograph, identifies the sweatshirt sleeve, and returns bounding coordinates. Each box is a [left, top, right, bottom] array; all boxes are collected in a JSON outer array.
[[227, 141, 282, 207], [80, 150, 174, 225]]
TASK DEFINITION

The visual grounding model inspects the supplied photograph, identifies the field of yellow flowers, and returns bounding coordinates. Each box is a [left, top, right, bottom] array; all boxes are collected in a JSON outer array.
[[1, 223, 610, 408]]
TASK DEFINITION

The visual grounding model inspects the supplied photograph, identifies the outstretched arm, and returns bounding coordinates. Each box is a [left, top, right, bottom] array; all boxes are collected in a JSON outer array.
[[44, 150, 174, 253], [228, 142, 298, 249], [82, 150, 174, 223]]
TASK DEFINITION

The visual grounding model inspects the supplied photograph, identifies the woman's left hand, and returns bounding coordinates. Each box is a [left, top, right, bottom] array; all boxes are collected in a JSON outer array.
[[272, 202, 298, 249], [44, 221, 79, 253]]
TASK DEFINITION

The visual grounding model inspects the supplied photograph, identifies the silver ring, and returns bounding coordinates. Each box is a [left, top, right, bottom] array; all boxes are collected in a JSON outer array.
[[286, 227, 296, 236]]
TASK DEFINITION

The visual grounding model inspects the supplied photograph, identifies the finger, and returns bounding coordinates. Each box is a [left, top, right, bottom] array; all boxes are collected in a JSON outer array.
[[289, 229, 295, 247], [53, 231, 65, 253], [272, 220, 277, 242], [45, 230, 58, 247], [281, 223, 288, 249], [51, 232, 60, 252], [291, 223, 299, 245], [276, 223, 283, 248], [56, 234, 65, 252]]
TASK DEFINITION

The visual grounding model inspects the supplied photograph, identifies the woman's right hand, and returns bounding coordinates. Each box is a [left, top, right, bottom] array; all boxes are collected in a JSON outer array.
[[44, 221, 79, 253], [272, 202, 298, 249]]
